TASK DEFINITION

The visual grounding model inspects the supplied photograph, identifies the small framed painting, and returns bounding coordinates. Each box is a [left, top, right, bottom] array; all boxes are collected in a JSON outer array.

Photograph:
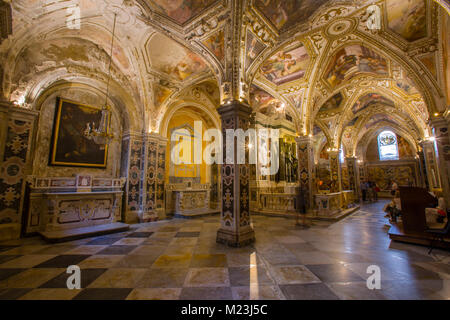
[[49, 98, 109, 168]]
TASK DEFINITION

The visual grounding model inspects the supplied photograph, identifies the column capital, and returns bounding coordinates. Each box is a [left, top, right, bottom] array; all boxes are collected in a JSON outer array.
[[419, 139, 435, 148], [294, 135, 313, 144], [146, 132, 167, 143], [217, 101, 252, 118], [430, 116, 449, 129], [345, 156, 358, 161], [328, 150, 340, 157]]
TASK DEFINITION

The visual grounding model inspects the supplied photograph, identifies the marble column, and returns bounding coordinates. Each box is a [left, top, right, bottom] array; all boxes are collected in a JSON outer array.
[[346, 156, 359, 200], [121, 131, 145, 224], [295, 135, 314, 210], [143, 133, 167, 222], [0, 101, 38, 240], [329, 150, 341, 193], [417, 146, 429, 189], [216, 102, 255, 247], [421, 139, 441, 191], [431, 117, 450, 205]]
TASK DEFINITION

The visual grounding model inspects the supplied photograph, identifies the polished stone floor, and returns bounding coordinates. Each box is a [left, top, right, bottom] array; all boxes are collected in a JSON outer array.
[[0, 201, 449, 300]]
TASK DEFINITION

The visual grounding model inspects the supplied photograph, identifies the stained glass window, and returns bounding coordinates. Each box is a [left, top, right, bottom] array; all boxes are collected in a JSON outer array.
[[378, 130, 399, 161]]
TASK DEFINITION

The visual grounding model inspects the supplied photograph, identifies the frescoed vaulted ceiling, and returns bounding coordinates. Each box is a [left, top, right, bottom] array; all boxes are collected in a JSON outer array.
[[2, 0, 450, 154]]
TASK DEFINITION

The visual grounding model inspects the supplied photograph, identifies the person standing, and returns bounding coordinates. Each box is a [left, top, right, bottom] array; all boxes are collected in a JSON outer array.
[[373, 182, 379, 201], [296, 187, 309, 228], [360, 180, 368, 201], [367, 181, 374, 202], [390, 180, 398, 197]]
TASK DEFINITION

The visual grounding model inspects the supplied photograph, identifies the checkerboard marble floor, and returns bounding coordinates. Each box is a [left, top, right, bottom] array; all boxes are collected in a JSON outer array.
[[0, 201, 449, 300]]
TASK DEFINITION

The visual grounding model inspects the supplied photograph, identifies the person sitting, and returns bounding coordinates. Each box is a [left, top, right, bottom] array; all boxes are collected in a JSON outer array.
[[425, 192, 447, 228], [384, 191, 401, 223]]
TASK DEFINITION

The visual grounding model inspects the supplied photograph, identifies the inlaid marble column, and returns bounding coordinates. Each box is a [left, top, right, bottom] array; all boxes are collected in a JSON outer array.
[[0, 101, 38, 240], [431, 117, 450, 205], [345, 156, 359, 200], [216, 102, 255, 247], [295, 135, 314, 210], [329, 150, 341, 193], [121, 132, 145, 224], [143, 133, 167, 222]]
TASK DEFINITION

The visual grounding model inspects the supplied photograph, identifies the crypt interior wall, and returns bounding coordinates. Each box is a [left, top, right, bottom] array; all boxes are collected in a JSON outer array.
[[364, 133, 420, 190], [31, 87, 123, 178]]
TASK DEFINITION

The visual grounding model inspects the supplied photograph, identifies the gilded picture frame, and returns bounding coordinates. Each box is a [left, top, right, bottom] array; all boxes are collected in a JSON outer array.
[[49, 98, 109, 168]]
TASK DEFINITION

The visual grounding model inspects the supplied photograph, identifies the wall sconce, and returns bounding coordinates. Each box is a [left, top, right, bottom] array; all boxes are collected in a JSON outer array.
[[427, 136, 436, 142]]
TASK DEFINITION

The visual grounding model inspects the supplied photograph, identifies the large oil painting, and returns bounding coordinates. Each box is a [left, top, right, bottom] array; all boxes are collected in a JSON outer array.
[[255, 0, 329, 31], [150, 0, 217, 24], [386, 0, 427, 42], [260, 42, 310, 85], [352, 93, 394, 114], [49, 98, 108, 168], [325, 45, 388, 89]]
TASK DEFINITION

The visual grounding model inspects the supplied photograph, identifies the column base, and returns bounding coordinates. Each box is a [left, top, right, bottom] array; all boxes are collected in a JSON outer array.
[[216, 227, 255, 247], [0, 223, 21, 241]]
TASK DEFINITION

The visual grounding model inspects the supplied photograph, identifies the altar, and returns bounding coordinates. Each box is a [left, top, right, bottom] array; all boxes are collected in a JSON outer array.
[[314, 190, 356, 217], [166, 183, 219, 218], [26, 175, 128, 242]]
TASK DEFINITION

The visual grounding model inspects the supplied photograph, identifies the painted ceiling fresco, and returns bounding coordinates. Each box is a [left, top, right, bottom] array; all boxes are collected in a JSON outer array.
[[254, 0, 330, 31], [250, 85, 283, 115], [324, 45, 388, 89], [396, 80, 419, 95], [386, 0, 427, 42], [346, 116, 359, 127], [352, 93, 395, 114], [147, 34, 208, 81], [203, 29, 225, 64], [319, 92, 344, 113], [153, 83, 173, 106], [245, 30, 266, 71], [148, 0, 218, 24], [260, 42, 310, 86], [364, 114, 395, 129], [250, 85, 277, 109]]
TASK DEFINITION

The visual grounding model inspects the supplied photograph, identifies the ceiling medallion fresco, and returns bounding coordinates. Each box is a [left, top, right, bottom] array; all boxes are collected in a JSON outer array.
[[147, 0, 218, 24], [202, 29, 225, 64], [147, 34, 208, 81], [254, 0, 330, 32], [319, 92, 344, 113], [386, 0, 427, 42], [324, 44, 389, 89], [352, 93, 395, 115], [395, 79, 419, 95], [245, 30, 266, 71], [260, 41, 310, 86], [250, 85, 282, 114], [364, 114, 395, 129]]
